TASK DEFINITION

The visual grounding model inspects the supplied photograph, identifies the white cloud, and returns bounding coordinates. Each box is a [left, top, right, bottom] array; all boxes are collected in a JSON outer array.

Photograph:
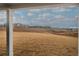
[[52, 5, 78, 12], [0, 16, 2, 19], [74, 15, 79, 23], [32, 13, 51, 22], [52, 8, 70, 12], [29, 9, 41, 12], [50, 14, 78, 24], [54, 15, 65, 19], [51, 5, 76, 12], [66, 5, 78, 8], [27, 12, 33, 16], [0, 16, 6, 20], [20, 16, 24, 19], [42, 13, 50, 17], [48, 15, 70, 24], [34, 13, 51, 20], [14, 11, 19, 14]]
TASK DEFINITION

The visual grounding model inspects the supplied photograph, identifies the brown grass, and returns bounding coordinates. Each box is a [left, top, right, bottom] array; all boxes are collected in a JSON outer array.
[[13, 32, 78, 56], [0, 31, 78, 56], [0, 31, 7, 56]]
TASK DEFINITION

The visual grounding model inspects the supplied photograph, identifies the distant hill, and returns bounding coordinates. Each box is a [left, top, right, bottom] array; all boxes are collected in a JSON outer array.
[[13, 23, 78, 37], [13, 23, 51, 29], [0, 23, 78, 37]]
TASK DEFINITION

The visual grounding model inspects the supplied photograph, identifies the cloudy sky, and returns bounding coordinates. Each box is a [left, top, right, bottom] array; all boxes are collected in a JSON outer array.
[[0, 5, 79, 28]]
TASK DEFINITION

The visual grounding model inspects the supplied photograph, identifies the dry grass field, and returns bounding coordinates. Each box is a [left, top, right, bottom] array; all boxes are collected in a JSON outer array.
[[0, 30, 78, 56], [0, 31, 7, 56], [13, 32, 78, 56]]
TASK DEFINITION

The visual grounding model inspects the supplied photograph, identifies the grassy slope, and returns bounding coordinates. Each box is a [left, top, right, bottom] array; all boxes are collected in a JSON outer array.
[[13, 32, 78, 56], [0, 31, 78, 56]]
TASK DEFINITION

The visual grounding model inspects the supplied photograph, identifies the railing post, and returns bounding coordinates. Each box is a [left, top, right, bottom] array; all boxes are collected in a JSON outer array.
[[6, 8, 13, 56]]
